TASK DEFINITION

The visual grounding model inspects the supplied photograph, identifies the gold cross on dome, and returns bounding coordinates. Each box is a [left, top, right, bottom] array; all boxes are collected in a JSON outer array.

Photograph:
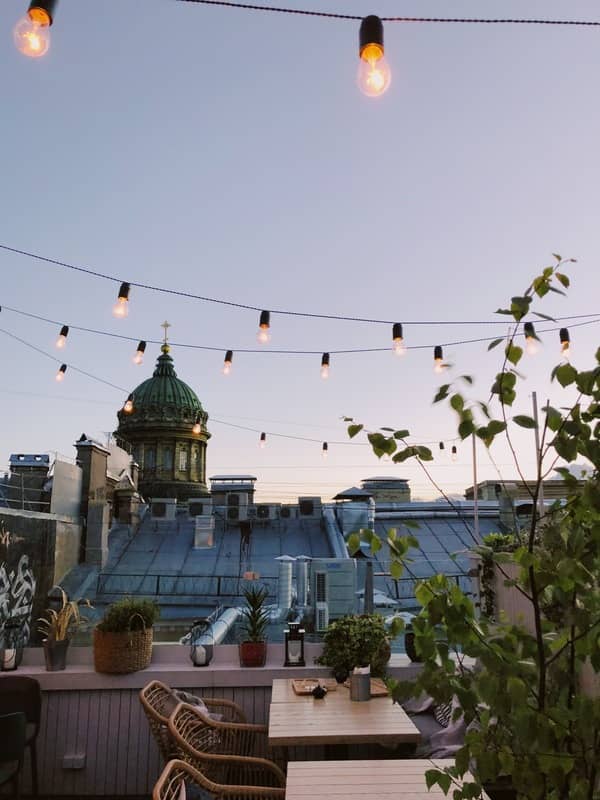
[[161, 321, 171, 346]]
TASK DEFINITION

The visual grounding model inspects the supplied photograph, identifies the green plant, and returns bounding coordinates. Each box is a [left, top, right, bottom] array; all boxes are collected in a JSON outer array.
[[37, 586, 91, 642], [96, 597, 159, 633], [316, 613, 391, 677], [479, 532, 518, 618], [240, 585, 269, 643], [346, 259, 600, 799]]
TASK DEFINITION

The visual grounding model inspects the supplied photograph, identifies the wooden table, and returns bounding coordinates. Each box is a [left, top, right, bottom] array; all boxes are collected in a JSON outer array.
[[268, 679, 420, 747], [285, 759, 490, 799]]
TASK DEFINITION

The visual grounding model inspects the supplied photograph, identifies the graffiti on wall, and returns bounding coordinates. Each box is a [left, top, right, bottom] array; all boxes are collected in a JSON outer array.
[[0, 521, 37, 640]]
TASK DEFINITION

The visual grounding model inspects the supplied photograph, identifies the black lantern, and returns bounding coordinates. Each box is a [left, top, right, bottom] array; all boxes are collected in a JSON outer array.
[[0, 617, 26, 671], [284, 621, 305, 667]]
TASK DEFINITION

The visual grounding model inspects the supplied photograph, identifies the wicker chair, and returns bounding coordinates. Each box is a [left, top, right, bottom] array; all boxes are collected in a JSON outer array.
[[140, 681, 248, 763], [168, 702, 285, 786], [153, 758, 285, 800]]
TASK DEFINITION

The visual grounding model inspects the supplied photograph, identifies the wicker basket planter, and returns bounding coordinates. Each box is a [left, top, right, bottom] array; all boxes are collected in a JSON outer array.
[[93, 626, 153, 674]]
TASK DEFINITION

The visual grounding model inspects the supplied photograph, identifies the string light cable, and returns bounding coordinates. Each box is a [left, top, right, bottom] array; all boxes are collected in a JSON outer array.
[[3, 243, 599, 330]]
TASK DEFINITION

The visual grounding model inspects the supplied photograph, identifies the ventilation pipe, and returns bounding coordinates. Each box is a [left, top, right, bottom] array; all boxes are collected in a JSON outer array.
[[296, 555, 310, 607], [275, 555, 295, 614]]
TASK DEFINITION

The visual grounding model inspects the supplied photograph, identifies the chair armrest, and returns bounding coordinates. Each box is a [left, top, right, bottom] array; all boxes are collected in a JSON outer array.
[[204, 698, 247, 723]]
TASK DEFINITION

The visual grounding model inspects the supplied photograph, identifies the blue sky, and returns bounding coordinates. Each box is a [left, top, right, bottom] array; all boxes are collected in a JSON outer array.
[[1, 0, 599, 501]]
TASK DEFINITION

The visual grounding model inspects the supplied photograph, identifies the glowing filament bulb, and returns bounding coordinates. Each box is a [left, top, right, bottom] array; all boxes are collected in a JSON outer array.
[[322, 442, 328, 459], [259, 432, 266, 448], [123, 395, 134, 414], [55, 363, 67, 382], [392, 323, 406, 356], [559, 328, 571, 359], [434, 345, 444, 373], [357, 17, 391, 98], [192, 417, 201, 434], [55, 325, 69, 349], [113, 282, 130, 318], [223, 350, 233, 375], [133, 340, 146, 365], [257, 310, 271, 344], [524, 322, 539, 356], [14, 7, 51, 58], [320, 353, 330, 379], [451, 445, 458, 462]]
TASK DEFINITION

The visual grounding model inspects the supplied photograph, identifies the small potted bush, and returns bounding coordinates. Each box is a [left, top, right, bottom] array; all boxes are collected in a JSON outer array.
[[93, 597, 159, 674], [239, 585, 269, 667], [316, 613, 391, 681], [37, 586, 91, 671]]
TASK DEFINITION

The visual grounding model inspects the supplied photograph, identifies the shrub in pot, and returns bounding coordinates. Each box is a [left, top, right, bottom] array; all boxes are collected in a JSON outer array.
[[316, 613, 391, 680], [94, 597, 159, 674], [239, 585, 269, 667], [37, 586, 91, 671]]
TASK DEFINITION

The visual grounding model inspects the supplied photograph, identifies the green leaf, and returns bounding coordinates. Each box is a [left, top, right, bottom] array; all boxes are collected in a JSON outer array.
[[552, 252, 562, 261], [555, 363, 577, 387], [555, 271, 570, 288], [458, 419, 475, 439], [415, 445, 433, 461], [393, 429, 410, 440], [509, 295, 532, 321], [425, 770, 451, 794], [347, 424, 363, 439], [380, 426, 395, 432], [346, 533, 361, 555], [513, 415, 537, 429], [390, 560, 404, 579], [402, 520, 420, 530], [505, 343, 523, 366], [488, 420, 507, 435], [544, 405, 563, 432], [392, 448, 415, 464], [450, 393, 464, 412], [433, 385, 450, 404], [488, 338, 504, 351], [495, 308, 512, 316], [533, 311, 556, 322], [459, 375, 474, 385]]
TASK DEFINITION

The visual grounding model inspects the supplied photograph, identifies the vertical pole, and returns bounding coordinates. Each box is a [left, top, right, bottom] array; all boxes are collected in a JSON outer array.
[[532, 392, 545, 518], [472, 434, 480, 540]]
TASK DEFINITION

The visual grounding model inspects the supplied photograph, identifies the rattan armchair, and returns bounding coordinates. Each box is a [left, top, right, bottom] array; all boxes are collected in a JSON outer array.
[[153, 758, 285, 800], [140, 680, 248, 763], [168, 702, 285, 786]]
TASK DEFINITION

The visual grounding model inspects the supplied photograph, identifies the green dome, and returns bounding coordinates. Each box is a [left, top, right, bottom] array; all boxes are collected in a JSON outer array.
[[117, 348, 206, 428]]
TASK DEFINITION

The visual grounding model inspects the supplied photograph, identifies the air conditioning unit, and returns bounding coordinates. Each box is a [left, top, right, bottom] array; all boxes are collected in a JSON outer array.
[[315, 601, 329, 631], [298, 496, 322, 518], [227, 492, 249, 509], [314, 570, 328, 603], [280, 505, 297, 519], [257, 504, 280, 520], [227, 507, 249, 522], [247, 505, 257, 519], [310, 559, 357, 619]]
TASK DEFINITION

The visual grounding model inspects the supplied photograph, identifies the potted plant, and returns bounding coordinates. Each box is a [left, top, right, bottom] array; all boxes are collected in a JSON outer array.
[[239, 585, 269, 667], [93, 597, 159, 674], [316, 613, 391, 681], [37, 586, 91, 671]]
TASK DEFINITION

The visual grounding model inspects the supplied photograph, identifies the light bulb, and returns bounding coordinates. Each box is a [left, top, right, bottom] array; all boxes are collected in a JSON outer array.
[[257, 311, 270, 344], [434, 359, 445, 374], [357, 45, 392, 97], [259, 432, 266, 449], [133, 340, 146, 364], [526, 337, 539, 356], [55, 363, 67, 382], [14, 11, 51, 58], [451, 446, 458, 462], [223, 350, 233, 375], [123, 396, 134, 414], [559, 328, 571, 360], [393, 338, 406, 356], [320, 353, 330, 379], [55, 325, 69, 349], [113, 282, 130, 318], [193, 419, 201, 434], [392, 322, 406, 356], [434, 345, 444, 373], [322, 442, 328, 459]]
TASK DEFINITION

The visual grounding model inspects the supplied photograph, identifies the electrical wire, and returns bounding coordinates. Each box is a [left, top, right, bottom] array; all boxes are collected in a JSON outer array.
[[174, 1, 600, 27], [2, 244, 593, 329], [2, 302, 599, 355]]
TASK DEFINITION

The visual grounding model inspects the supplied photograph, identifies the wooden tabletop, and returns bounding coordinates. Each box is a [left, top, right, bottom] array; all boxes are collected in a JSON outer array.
[[285, 759, 490, 799], [268, 679, 420, 746]]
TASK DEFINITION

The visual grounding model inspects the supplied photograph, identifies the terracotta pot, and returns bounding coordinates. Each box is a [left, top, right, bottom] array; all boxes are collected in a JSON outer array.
[[239, 641, 267, 667]]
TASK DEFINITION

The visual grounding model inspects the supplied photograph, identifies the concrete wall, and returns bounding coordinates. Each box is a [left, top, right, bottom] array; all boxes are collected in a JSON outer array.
[[50, 460, 83, 519]]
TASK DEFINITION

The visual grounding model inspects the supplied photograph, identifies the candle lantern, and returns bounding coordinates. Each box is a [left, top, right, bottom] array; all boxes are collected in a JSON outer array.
[[284, 621, 305, 667], [0, 617, 26, 671], [189, 618, 214, 667]]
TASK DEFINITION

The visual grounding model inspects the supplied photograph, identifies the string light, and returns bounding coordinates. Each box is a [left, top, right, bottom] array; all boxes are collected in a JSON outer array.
[[392, 323, 406, 356], [523, 322, 539, 355], [559, 327, 571, 359], [439, 441, 445, 451], [357, 15, 391, 97], [113, 283, 131, 319], [55, 325, 69, 349], [322, 441, 329, 458], [434, 345, 445, 373], [451, 445, 458, 462], [192, 416, 202, 434], [320, 352, 330, 379], [223, 350, 233, 375], [259, 431, 267, 448], [14, 1, 55, 59], [55, 363, 67, 382], [257, 310, 271, 344], [123, 394, 134, 414], [133, 340, 146, 365]]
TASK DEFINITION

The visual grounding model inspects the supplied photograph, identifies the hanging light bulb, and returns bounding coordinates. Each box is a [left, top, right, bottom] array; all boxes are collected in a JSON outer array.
[[439, 441, 445, 451], [133, 340, 146, 365], [223, 350, 233, 375], [259, 432, 266, 449], [113, 282, 131, 318], [55, 363, 67, 382], [322, 442, 328, 459], [392, 323, 406, 356], [524, 322, 539, 355], [123, 394, 134, 414], [320, 352, 330, 379], [434, 345, 444, 373], [451, 445, 458, 462], [257, 310, 271, 344], [559, 328, 571, 359], [192, 416, 201, 435], [55, 325, 69, 349], [357, 15, 391, 98], [14, 2, 55, 59]]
